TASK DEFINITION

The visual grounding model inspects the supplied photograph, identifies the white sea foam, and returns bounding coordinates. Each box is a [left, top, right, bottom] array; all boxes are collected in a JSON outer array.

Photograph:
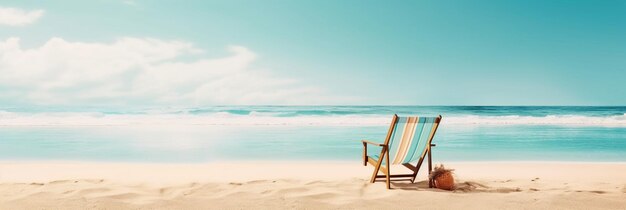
[[0, 111, 625, 127]]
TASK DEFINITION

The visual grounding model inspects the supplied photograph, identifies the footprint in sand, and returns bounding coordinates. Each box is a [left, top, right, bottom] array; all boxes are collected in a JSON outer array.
[[575, 190, 606, 194], [48, 180, 71, 185], [246, 180, 269, 185]]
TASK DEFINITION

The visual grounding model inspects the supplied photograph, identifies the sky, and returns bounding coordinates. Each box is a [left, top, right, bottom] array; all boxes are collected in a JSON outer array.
[[0, 0, 624, 107]]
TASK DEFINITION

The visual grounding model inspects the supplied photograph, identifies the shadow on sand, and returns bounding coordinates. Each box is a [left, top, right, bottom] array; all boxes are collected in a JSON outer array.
[[378, 180, 522, 193]]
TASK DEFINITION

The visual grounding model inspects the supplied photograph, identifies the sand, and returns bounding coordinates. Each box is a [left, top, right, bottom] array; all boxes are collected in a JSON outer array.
[[1, 161, 625, 209]]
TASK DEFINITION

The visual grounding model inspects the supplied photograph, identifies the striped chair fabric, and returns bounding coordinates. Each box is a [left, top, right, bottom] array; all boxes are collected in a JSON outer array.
[[374, 116, 439, 165]]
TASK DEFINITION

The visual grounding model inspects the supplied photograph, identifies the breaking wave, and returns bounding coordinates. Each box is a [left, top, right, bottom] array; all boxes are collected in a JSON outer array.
[[0, 111, 625, 127]]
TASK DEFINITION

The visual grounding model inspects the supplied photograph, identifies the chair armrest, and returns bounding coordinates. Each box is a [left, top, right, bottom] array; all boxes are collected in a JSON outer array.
[[362, 140, 387, 166], [362, 140, 385, 147]]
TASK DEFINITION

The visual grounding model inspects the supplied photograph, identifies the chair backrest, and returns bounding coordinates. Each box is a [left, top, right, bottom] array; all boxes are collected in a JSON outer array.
[[383, 115, 442, 165]]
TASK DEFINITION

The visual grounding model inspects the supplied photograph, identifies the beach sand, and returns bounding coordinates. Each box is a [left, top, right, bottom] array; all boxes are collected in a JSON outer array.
[[1, 161, 625, 209]]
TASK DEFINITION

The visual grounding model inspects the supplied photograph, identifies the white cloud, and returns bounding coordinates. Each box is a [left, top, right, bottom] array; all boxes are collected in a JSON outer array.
[[0, 7, 44, 26], [0, 37, 336, 106]]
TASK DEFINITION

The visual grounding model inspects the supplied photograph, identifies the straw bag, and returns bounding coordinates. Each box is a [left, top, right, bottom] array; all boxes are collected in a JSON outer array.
[[429, 164, 455, 190], [434, 171, 455, 190]]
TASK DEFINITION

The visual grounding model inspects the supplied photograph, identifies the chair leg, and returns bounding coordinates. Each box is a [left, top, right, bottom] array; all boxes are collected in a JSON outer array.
[[428, 148, 433, 188], [369, 150, 385, 183], [411, 156, 425, 183], [385, 150, 391, 189], [363, 142, 367, 166]]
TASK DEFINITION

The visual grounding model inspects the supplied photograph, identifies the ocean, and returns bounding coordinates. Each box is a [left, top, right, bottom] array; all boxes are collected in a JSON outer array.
[[1, 106, 625, 162]]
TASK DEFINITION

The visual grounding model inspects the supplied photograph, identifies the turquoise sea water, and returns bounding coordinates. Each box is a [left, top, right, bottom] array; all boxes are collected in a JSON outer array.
[[0, 106, 625, 162]]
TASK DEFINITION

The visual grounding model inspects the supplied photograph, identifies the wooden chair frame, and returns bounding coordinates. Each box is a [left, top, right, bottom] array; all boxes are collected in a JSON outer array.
[[362, 114, 442, 189]]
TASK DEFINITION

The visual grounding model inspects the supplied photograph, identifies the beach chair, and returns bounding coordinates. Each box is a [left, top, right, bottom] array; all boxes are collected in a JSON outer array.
[[362, 114, 442, 189]]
